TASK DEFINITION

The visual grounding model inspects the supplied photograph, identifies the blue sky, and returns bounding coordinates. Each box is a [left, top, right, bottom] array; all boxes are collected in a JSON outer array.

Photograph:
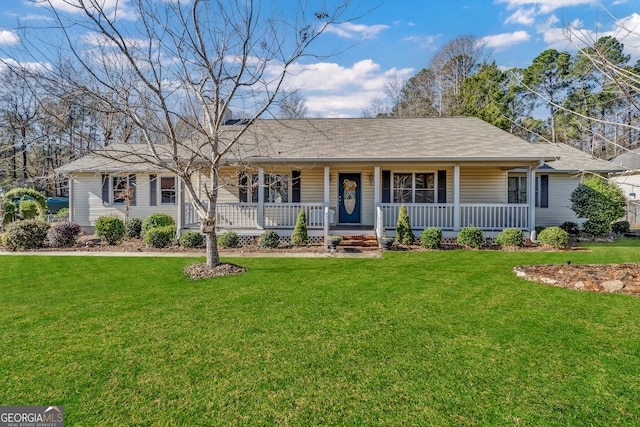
[[0, 0, 638, 117]]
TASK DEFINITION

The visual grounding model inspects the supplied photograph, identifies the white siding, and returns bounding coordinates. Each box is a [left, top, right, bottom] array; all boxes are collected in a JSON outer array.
[[536, 174, 582, 227], [460, 167, 506, 203], [611, 174, 640, 229], [71, 173, 179, 228]]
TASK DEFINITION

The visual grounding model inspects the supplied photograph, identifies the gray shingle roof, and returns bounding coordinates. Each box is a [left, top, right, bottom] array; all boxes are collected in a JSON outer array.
[[610, 147, 640, 171], [230, 117, 553, 162], [530, 142, 623, 173], [56, 117, 622, 173]]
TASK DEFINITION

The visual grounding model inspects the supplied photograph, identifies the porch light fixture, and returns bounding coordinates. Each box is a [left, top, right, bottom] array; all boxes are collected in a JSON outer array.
[[368, 172, 373, 185]]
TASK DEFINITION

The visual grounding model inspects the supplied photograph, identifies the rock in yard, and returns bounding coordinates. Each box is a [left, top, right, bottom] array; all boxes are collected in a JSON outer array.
[[600, 280, 624, 291]]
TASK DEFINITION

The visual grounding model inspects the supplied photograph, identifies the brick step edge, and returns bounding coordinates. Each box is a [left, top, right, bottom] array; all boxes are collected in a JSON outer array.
[[340, 240, 379, 247]]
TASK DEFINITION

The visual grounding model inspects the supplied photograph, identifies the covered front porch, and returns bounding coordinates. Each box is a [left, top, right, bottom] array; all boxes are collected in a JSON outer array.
[[179, 164, 538, 244]]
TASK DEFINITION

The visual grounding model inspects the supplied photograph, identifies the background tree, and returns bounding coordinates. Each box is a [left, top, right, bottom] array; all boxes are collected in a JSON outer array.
[[276, 89, 308, 119], [522, 49, 573, 143], [8, 0, 352, 269], [460, 61, 511, 131], [386, 35, 486, 118]]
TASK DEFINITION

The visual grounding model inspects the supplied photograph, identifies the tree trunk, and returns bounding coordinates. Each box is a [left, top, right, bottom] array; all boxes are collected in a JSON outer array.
[[205, 228, 220, 267]]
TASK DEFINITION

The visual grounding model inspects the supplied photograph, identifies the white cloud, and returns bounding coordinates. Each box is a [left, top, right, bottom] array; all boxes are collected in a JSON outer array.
[[0, 58, 50, 74], [481, 31, 531, 49], [0, 30, 19, 46], [278, 60, 414, 117], [505, 8, 537, 25], [37, 0, 137, 20], [496, 0, 595, 14], [403, 34, 441, 49], [534, 13, 640, 60], [324, 22, 390, 40]]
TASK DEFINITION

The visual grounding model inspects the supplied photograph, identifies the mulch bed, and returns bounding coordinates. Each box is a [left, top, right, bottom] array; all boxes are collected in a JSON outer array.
[[514, 263, 640, 296], [184, 262, 247, 280]]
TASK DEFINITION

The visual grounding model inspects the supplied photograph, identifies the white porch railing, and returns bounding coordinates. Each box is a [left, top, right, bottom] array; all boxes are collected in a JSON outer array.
[[460, 203, 529, 229], [184, 202, 326, 229], [381, 204, 455, 229], [263, 203, 327, 229], [184, 202, 530, 231], [380, 203, 529, 230], [184, 203, 258, 228]]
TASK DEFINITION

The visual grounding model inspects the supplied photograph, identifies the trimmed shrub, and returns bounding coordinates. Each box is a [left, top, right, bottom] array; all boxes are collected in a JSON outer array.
[[290, 210, 309, 246], [125, 217, 143, 239], [47, 221, 82, 248], [537, 226, 569, 249], [53, 207, 70, 222], [144, 225, 176, 248], [218, 230, 240, 248], [141, 213, 175, 236], [258, 230, 280, 248], [19, 199, 40, 220], [582, 220, 612, 238], [612, 220, 630, 235], [180, 231, 205, 248], [3, 201, 16, 223], [420, 227, 442, 249], [559, 221, 580, 235], [457, 225, 483, 249], [4, 188, 47, 212], [1, 219, 50, 251], [495, 228, 524, 247], [95, 216, 125, 245], [570, 176, 626, 237], [396, 204, 415, 244]]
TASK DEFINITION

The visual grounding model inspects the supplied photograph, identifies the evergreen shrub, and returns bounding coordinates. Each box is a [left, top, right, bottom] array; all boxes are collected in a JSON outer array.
[[95, 216, 125, 245], [457, 225, 483, 249], [495, 228, 524, 247], [537, 226, 569, 249], [179, 231, 205, 248], [47, 221, 82, 248], [258, 230, 280, 248], [290, 210, 309, 246], [1, 219, 50, 251], [420, 227, 442, 249], [218, 230, 240, 248], [144, 225, 176, 248]]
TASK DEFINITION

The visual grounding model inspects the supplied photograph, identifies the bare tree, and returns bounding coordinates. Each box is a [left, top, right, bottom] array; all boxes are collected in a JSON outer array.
[[9, 0, 352, 268], [276, 88, 308, 119]]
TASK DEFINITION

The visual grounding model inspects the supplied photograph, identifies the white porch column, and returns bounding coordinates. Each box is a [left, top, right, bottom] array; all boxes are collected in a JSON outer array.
[[373, 166, 380, 232], [323, 166, 330, 248], [176, 176, 184, 236], [528, 165, 537, 241], [453, 164, 461, 231], [257, 166, 265, 229], [68, 175, 74, 223]]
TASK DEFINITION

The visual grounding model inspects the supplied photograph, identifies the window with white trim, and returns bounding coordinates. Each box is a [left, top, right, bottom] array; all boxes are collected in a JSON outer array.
[[508, 175, 527, 204], [112, 174, 136, 204], [393, 172, 435, 203], [160, 177, 176, 204], [507, 173, 549, 208], [251, 174, 289, 203]]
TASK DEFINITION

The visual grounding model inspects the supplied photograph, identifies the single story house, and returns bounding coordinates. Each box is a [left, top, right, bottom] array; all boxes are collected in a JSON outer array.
[[610, 147, 640, 229], [56, 117, 623, 244]]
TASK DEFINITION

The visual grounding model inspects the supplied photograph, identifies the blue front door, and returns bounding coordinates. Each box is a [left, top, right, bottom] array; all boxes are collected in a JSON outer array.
[[338, 173, 361, 223]]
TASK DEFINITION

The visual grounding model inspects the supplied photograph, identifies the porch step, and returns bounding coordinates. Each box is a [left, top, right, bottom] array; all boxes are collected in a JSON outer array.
[[333, 234, 379, 251]]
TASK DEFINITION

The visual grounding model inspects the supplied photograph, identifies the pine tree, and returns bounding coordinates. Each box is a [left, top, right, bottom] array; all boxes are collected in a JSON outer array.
[[291, 210, 309, 246], [395, 205, 415, 244]]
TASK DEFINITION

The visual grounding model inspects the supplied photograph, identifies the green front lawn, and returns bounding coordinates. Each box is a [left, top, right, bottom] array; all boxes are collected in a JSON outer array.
[[2, 241, 640, 425]]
